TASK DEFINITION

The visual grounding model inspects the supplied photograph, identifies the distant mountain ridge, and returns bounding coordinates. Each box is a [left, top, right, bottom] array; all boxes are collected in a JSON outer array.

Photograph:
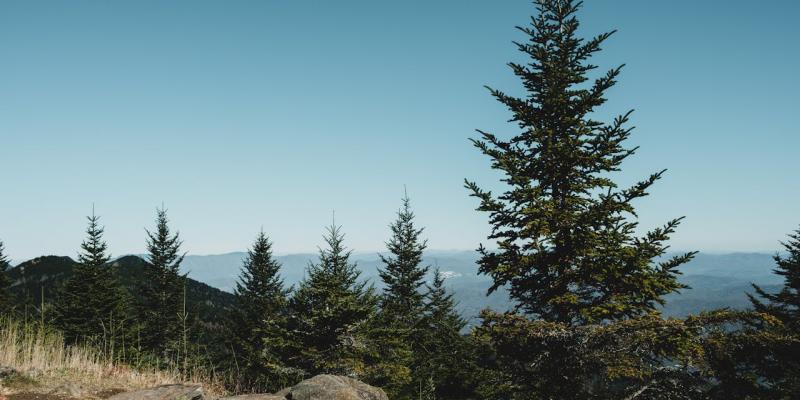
[[176, 250, 782, 323], [6, 251, 782, 327]]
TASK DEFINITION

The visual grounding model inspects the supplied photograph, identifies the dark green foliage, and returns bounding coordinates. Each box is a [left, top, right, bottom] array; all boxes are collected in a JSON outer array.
[[288, 224, 378, 379], [750, 226, 800, 329], [8, 256, 78, 323], [6, 255, 234, 324], [701, 313, 800, 399], [728, 226, 800, 397], [465, 0, 694, 324], [0, 240, 12, 314], [473, 309, 794, 400], [416, 268, 474, 400], [379, 193, 429, 324], [230, 231, 296, 392], [55, 212, 129, 344], [139, 207, 186, 355], [360, 313, 414, 398], [371, 193, 428, 396]]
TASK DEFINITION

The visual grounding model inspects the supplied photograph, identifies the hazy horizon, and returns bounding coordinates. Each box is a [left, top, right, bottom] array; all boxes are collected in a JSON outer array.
[[9, 247, 784, 266]]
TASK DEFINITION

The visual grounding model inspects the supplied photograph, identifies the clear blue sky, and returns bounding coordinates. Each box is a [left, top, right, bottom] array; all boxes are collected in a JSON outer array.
[[1, 0, 798, 260]]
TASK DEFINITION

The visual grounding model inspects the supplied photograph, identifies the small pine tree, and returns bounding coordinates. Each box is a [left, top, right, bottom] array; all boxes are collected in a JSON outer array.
[[416, 268, 471, 400], [0, 240, 13, 314], [231, 230, 294, 392], [56, 210, 129, 344], [425, 268, 466, 335], [288, 223, 378, 378], [750, 226, 800, 329], [139, 206, 186, 356], [464, 0, 694, 325]]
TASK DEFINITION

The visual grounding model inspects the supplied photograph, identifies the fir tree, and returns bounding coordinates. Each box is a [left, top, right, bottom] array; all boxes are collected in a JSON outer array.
[[378, 191, 429, 325], [0, 240, 13, 314], [465, 0, 694, 325], [231, 230, 294, 392], [56, 210, 129, 343], [370, 192, 430, 394], [139, 206, 185, 355], [425, 268, 466, 334], [288, 223, 378, 378], [750, 226, 800, 329], [417, 268, 471, 400]]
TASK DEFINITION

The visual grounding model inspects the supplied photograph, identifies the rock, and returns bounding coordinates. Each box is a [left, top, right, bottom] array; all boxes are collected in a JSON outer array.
[[276, 374, 388, 400], [0, 366, 18, 380], [218, 375, 387, 400], [106, 384, 204, 400], [97, 388, 128, 399], [50, 382, 87, 398], [0, 366, 34, 388]]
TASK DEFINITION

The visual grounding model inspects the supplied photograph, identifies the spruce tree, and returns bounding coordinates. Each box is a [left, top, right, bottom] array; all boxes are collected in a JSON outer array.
[[56, 210, 129, 343], [369, 192, 429, 395], [0, 240, 13, 314], [750, 226, 800, 329], [288, 223, 377, 378], [417, 268, 471, 400], [379, 192, 429, 325], [465, 0, 694, 325], [140, 206, 185, 355], [231, 230, 293, 392]]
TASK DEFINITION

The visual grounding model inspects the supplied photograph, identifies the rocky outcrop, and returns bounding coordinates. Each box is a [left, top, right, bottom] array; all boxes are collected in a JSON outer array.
[[275, 375, 388, 400], [106, 384, 204, 400], [219, 375, 388, 400], [49, 382, 88, 398], [96, 374, 385, 400]]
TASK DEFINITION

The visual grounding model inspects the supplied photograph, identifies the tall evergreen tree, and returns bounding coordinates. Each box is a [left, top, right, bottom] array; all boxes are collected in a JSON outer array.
[[231, 230, 293, 392], [56, 210, 128, 343], [750, 226, 800, 329], [379, 192, 429, 325], [0, 240, 13, 314], [140, 206, 185, 355], [370, 192, 429, 396], [288, 223, 377, 378], [465, 0, 694, 325]]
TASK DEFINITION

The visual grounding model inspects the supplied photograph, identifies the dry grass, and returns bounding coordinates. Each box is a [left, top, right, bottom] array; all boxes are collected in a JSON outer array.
[[0, 317, 226, 398]]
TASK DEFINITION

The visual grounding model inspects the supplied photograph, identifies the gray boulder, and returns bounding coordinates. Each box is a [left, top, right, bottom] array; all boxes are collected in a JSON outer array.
[[275, 374, 388, 400], [50, 382, 88, 398], [219, 374, 388, 400], [107, 384, 205, 400]]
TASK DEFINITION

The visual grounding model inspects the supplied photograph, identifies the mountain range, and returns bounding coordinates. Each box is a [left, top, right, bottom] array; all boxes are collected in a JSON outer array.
[[5, 251, 782, 328], [177, 250, 783, 325]]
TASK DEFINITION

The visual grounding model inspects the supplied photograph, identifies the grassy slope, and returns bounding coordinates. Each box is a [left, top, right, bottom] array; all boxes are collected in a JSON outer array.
[[0, 317, 224, 398]]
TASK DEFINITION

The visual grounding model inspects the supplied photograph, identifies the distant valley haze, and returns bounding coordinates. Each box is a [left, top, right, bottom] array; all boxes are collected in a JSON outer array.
[[9, 249, 783, 326]]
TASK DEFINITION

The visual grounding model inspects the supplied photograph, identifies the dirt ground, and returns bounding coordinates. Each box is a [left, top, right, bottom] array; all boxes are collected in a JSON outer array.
[[6, 394, 74, 400], [2, 387, 126, 400]]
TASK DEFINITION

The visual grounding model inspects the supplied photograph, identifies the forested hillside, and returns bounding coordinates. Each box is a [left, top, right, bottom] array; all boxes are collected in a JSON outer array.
[[6, 255, 235, 323]]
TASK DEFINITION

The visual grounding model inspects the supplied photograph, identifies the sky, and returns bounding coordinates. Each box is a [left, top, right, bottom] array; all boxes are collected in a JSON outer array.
[[1, 0, 798, 260]]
